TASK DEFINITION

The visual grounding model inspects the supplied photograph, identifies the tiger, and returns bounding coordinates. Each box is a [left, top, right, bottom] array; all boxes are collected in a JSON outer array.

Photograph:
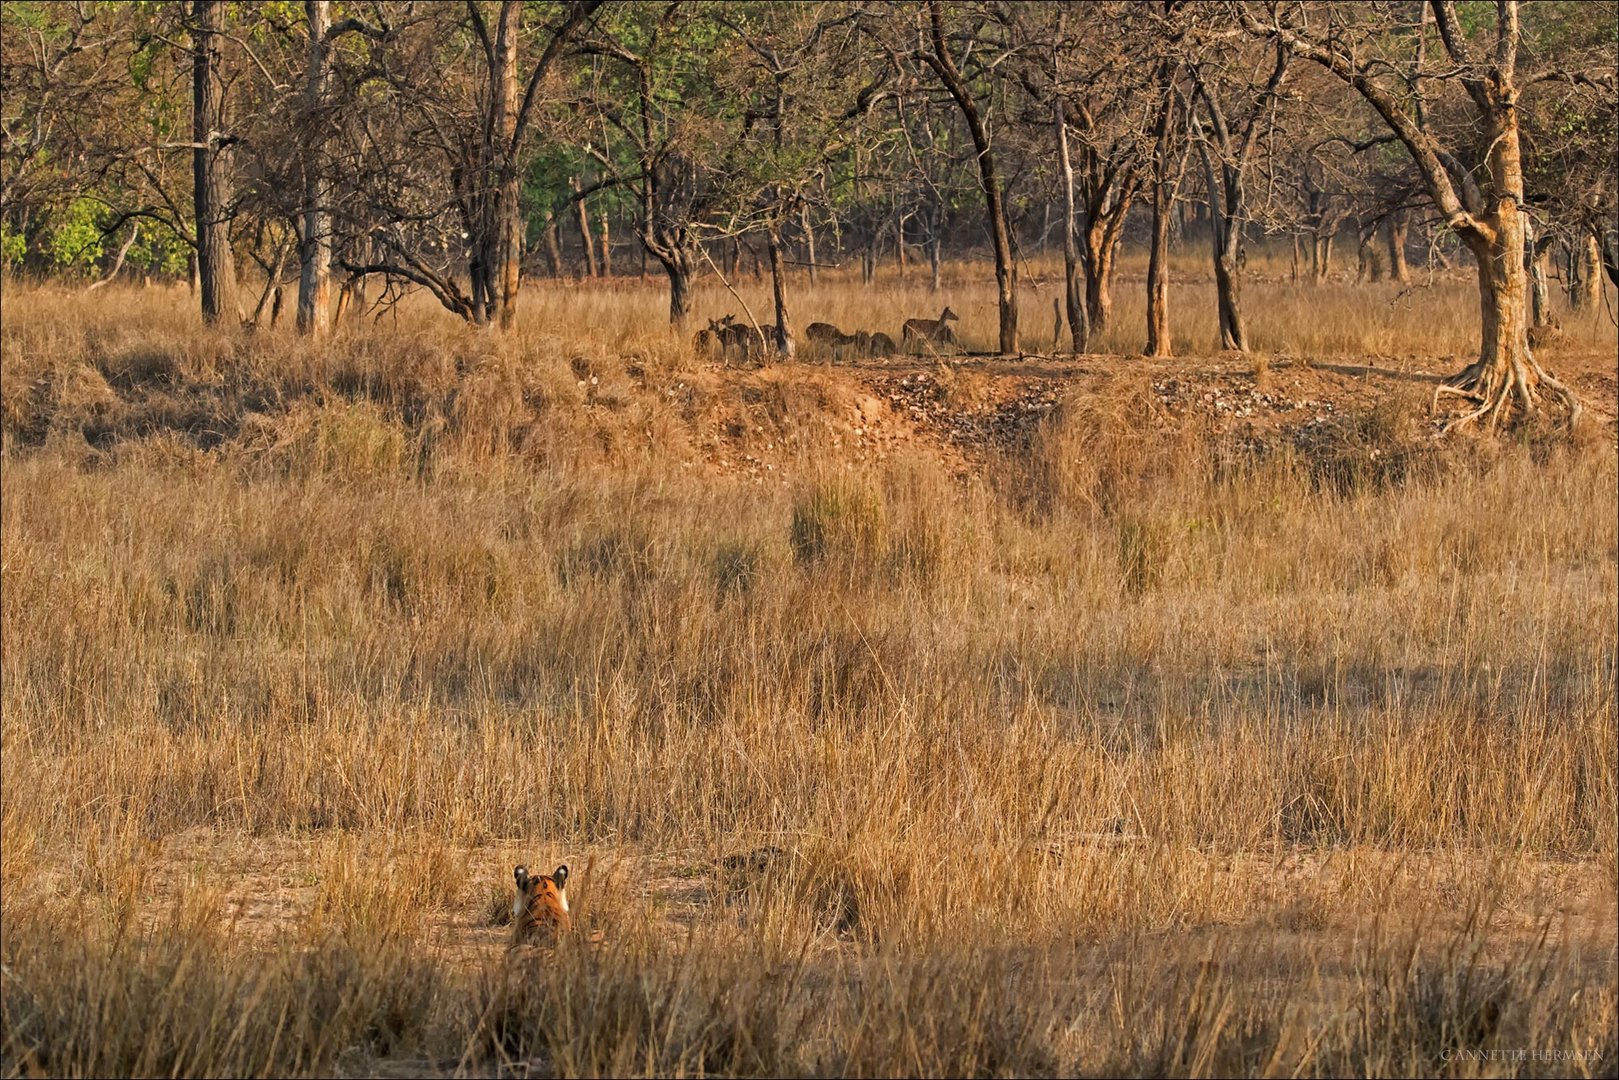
[[510, 863, 571, 947]]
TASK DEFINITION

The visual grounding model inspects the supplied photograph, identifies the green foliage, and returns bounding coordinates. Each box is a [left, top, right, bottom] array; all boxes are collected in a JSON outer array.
[[0, 224, 25, 268], [128, 224, 191, 276], [45, 199, 104, 273]]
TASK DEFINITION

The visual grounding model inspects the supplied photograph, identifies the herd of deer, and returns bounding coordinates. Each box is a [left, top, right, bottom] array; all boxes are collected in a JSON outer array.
[[694, 307, 960, 365]]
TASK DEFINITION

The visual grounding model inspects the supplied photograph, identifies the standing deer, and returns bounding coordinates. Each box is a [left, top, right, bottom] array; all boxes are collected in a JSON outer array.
[[718, 316, 774, 363], [902, 307, 960, 353], [694, 317, 729, 360]]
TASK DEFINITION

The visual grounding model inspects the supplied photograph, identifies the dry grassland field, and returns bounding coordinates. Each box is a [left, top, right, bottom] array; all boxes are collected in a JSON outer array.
[[2, 256, 1617, 1078]]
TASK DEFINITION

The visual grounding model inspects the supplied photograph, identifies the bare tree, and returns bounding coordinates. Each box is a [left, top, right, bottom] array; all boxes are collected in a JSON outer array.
[[332, 1, 599, 328], [917, 0, 1018, 354], [1240, 0, 1582, 429], [1187, 37, 1289, 352]]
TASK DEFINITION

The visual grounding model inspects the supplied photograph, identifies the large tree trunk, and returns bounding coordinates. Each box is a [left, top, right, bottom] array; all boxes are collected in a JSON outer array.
[[1054, 99, 1087, 354], [649, 240, 694, 325], [297, 0, 331, 336], [1083, 220, 1125, 339], [1437, 212, 1578, 429], [192, 0, 238, 327], [985, 183, 1019, 354], [768, 226, 794, 361], [1432, 80, 1581, 427]]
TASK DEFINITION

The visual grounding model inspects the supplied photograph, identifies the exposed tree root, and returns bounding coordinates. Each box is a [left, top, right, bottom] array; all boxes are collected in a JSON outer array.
[[1432, 349, 1582, 433]]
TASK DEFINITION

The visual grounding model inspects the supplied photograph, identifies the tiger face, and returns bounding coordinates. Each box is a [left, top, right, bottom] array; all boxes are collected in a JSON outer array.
[[511, 863, 571, 946]]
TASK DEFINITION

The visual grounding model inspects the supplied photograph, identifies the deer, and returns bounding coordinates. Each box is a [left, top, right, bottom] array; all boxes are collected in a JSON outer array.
[[901, 307, 960, 353], [806, 322, 869, 362], [694, 317, 730, 360], [717, 316, 776, 363]]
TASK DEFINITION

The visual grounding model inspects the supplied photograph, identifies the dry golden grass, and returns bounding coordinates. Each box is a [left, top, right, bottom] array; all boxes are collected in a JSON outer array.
[[2, 266, 1616, 1077]]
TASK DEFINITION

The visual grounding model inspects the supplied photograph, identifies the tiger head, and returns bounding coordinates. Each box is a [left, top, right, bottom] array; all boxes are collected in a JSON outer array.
[[511, 863, 571, 946]]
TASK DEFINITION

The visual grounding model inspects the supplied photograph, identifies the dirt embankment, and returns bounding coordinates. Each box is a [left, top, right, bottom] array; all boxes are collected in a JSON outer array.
[[6, 324, 1613, 483]]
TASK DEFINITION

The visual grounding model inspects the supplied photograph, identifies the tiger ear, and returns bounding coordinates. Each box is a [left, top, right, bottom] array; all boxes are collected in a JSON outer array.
[[552, 864, 569, 889], [514, 865, 529, 890]]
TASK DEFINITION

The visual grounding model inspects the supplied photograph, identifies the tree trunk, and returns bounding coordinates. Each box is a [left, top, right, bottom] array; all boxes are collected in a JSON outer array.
[[768, 226, 794, 361], [469, 250, 488, 323], [1313, 234, 1333, 283], [192, 0, 238, 327], [349, 237, 370, 319], [490, 3, 522, 331], [1429, 75, 1580, 428], [1357, 227, 1382, 283], [929, 205, 942, 292], [1145, 144, 1173, 357], [1386, 211, 1410, 283], [573, 178, 597, 277], [249, 239, 289, 327], [1199, 141, 1246, 351], [1566, 233, 1598, 309], [1212, 240, 1246, 351], [599, 211, 611, 279], [297, 0, 331, 336], [1439, 209, 1578, 429], [801, 204, 816, 286], [543, 212, 563, 277], [1527, 217, 1550, 328], [651, 243, 694, 325], [1054, 98, 1087, 354], [895, 207, 908, 281], [1083, 223, 1116, 339]]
